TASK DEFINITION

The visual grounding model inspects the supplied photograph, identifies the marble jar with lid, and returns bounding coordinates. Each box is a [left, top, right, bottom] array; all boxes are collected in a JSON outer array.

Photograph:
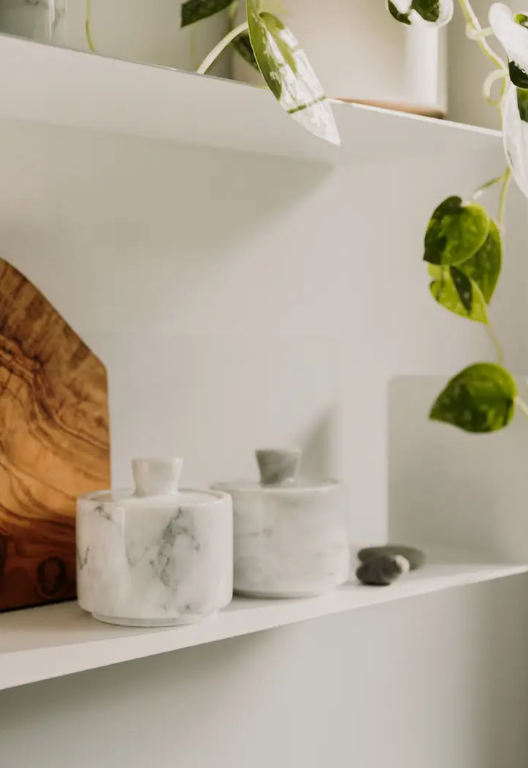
[[214, 449, 350, 598], [77, 458, 233, 627]]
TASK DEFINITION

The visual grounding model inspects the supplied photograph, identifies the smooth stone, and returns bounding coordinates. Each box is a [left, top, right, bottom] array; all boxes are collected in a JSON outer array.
[[358, 545, 426, 571], [356, 554, 410, 587]]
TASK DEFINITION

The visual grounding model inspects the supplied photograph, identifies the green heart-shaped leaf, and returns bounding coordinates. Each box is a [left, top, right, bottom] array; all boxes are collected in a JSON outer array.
[[260, 0, 288, 13], [233, 31, 259, 69], [181, 0, 232, 27], [246, 0, 340, 145], [412, 0, 444, 23], [517, 87, 528, 122], [387, 0, 453, 26], [458, 219, 502, 302], [428, 219, 501, 304], [430, 267, 488, 323], [388, 1, 412, 23], [430, 362, 517, 433], [509, 62, 528, 88], [424, 196, 489, 266]]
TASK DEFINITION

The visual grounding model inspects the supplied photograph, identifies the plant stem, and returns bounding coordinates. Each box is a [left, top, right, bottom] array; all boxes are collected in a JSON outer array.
[[486, 322, 504, 365], [514, 396, 528, 421], [498, 168, 512, 233], [197, 21, 249, 74], [472, 171, 508, 201], [456, 0, 506, 71], [85, 0, 96, 53], [482, 69, 507, 107]]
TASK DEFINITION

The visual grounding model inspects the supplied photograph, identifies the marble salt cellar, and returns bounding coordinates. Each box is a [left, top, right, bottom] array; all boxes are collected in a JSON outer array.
[[77, 458, 233, 627], [214, 449, 350, 598]]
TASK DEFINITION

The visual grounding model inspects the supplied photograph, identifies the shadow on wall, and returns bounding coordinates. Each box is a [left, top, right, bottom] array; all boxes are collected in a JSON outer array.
[[388, 375, 528, 563], [0, 118, 333, 270]]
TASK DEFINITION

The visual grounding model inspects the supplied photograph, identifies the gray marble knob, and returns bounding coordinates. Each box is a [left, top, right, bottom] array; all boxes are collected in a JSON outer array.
[[356, 554, 410, 586], [255, 449, 300, 487]]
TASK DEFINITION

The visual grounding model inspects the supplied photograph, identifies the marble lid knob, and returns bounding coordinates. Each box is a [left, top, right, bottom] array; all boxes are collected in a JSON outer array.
[[132, 458, 183, 497], [255, 449, 300, 487]]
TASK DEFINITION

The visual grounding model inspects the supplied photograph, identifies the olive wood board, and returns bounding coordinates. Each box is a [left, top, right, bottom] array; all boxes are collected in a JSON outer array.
[[0, 258, 110, 612]]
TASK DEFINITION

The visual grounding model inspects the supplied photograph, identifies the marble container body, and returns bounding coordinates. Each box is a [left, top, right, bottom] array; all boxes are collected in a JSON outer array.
[[77, 485, 233, 627], [214, 481, 350, 598]]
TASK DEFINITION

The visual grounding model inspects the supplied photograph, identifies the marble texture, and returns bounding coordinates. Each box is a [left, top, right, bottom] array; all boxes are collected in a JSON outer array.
[[77, 459, 233, 626], [215, 450, 350, 598]]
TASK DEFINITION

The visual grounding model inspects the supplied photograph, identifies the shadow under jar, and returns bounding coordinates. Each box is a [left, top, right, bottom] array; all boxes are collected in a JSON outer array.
[[77, 458, 233, 627], [214, 449, 350, 599]]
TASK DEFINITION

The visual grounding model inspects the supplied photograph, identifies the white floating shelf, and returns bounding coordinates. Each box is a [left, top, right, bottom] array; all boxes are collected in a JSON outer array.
[[1, 561, 526, 692], [0, 34, 501, 163]]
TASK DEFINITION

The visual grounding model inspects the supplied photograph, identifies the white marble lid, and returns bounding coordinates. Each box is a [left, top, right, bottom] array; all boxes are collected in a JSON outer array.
[[80, 458, 226, 507], [214, 449, 340, 494]]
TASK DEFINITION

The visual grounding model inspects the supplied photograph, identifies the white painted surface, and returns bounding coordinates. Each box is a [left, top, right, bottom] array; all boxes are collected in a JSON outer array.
[[0, 88, 526, 766], [1, 562, 527, 693], [0, 35, 499, 162], [2, 575, 528, 768]]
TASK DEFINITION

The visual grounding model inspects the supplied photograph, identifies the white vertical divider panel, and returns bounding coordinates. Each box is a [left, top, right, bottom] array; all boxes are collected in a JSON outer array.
[[389, 186, 528, 562]]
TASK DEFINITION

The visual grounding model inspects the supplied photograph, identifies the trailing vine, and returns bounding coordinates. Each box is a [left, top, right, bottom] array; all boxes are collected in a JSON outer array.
[[390, 0, 528, 433], [81, 0, 528, 434], [182, 0, 340, 145]]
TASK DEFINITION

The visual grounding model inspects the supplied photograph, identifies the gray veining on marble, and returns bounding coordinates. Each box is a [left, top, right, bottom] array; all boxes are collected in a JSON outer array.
[[77, 459, 233, 627], [215, 450, 350, 598]]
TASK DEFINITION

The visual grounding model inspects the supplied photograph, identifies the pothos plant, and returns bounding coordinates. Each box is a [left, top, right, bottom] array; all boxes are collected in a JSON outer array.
[[84, 0, 339, 143], [387, 0, 528, 434], [85, 0, 527, 431], [180, 0, 340, 145]]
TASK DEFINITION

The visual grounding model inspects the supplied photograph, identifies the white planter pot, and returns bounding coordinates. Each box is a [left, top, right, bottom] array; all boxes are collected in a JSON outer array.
[[77, 458, 234, 627], [0, 0, 230, 76], [232, 0, 446, 113], [214, 449, 350, 598]]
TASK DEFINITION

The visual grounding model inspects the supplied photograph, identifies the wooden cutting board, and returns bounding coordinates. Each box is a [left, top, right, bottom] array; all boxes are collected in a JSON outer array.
[[0, 258, 111, 612]]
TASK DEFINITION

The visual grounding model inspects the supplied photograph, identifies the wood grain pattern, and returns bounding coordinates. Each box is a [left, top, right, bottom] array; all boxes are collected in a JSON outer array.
[[0, 259, 110, 611]]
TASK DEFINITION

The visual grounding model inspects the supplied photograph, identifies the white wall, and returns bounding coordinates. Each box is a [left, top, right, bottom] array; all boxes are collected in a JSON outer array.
[[1, 576, 528, 768], [448, 0, 503, 129], [0, 116, 527, 766]]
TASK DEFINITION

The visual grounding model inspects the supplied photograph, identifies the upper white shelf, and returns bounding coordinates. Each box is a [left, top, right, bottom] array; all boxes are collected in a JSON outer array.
[[0, 560, 526, 692], [0, 34, 501, 163]]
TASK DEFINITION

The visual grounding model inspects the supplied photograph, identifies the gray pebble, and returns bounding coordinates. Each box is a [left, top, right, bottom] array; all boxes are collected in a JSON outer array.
[[356, 554, 410, 587], [358, 545, 425, 571]]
